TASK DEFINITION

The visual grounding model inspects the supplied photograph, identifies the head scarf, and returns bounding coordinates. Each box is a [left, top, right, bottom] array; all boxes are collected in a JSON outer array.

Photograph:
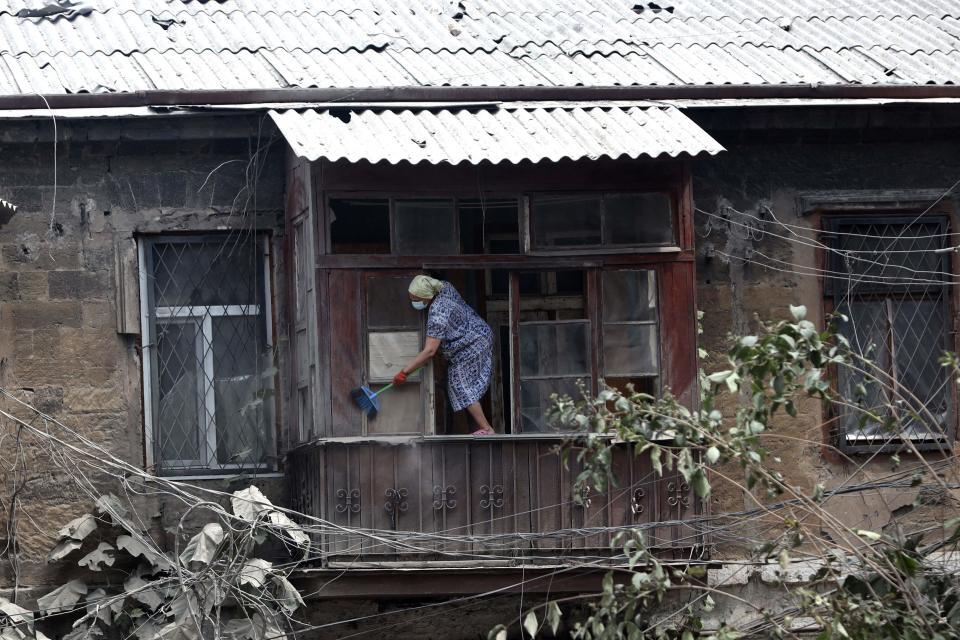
[[408, 275, 444, 299]]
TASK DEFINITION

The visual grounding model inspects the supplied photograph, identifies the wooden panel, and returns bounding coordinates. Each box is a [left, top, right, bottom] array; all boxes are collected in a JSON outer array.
[[535, 442, 563, 552], [659, 261, 698, 408], [288, 439, 697, 564], [328, 270, 364, 436]]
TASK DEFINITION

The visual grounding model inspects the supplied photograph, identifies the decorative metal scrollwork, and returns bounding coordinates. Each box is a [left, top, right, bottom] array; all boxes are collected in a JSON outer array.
[[432, 485, 457, 510], [631, 488, 646, 516], [384, 488, 408, 530], [667, 481, 691, 513], [479, 484, 504, 510], [335, 488, 360, 514]]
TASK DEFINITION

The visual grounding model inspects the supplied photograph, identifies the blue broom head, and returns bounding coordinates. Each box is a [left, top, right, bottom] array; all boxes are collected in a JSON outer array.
[[351, 385, 381, 418]]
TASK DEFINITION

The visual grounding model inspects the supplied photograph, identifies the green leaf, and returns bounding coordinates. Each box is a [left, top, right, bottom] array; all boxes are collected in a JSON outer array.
[[706, 370, 732, 384], [790, 305, 807, 320], [237, 558, 272, 589], [778, 549, 790, 571], [705, 446, 720, 465], [488, 625, 508, 640], [37, 580, 87, 615], [523, 611, 538, 638], [179, 523, 224, 566], [77, 542, 115, 571], [691, 470, 711, 498], [546, 601, 562, 635], [649, 446, 663, 477]]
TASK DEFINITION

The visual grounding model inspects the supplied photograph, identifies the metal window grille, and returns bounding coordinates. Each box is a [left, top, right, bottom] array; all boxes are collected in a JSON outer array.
[[824, 216, 953, 452], [140, 235, 276, 475]]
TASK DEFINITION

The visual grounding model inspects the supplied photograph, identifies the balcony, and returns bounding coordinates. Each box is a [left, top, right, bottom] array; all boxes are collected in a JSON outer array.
[[287, 436, 701, 566]]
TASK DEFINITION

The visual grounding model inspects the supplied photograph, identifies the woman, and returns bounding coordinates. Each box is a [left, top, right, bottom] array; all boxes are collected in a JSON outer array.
[[393, 275, 495, 435]]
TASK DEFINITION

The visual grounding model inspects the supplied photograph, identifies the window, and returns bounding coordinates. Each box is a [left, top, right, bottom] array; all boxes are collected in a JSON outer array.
[[824, 216, 953, 451], [320, 184, 686, 438], [530, 192, 674, 250], [141, 236, 275, 475], [365, 274, 427, 434], [330, 197, 520, 256]]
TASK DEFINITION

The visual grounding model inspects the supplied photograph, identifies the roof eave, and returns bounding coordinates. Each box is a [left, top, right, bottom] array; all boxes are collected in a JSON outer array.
[[2, 84, 960, 111]]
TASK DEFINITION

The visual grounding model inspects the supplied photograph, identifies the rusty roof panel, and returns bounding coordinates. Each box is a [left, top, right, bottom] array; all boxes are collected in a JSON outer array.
[[268, 105, 724, 165]]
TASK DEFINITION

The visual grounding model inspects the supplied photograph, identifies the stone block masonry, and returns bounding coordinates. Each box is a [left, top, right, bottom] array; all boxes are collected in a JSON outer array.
[[0, 114, 287, 584]]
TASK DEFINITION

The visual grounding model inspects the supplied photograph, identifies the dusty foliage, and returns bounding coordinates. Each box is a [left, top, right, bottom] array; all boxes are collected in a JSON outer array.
[[491, 306, 960, 640], [11, 486, 308, 640]]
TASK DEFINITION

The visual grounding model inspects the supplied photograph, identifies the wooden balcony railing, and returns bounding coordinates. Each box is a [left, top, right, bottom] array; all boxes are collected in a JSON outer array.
[[287, 436, 702, 565]]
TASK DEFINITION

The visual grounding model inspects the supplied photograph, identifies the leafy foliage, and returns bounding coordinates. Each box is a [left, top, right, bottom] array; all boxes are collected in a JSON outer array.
[[37, 486, 309, 640], [505, 308, 960, 639]]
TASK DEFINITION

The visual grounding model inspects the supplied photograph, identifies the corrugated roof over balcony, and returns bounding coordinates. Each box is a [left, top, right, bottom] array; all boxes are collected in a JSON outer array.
[[268, 104, 725, 165]]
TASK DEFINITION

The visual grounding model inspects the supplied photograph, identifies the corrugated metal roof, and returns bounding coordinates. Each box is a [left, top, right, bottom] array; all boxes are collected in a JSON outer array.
[[0, 0, 958, 95], [268, 104, 725, 165]]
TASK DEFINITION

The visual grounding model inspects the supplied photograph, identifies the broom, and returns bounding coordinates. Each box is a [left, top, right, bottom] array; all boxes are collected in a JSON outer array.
[[350, 367, 424, 419]]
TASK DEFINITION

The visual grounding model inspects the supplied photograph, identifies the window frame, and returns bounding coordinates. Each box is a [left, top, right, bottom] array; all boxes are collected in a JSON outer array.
[[821, 213, 955, 454], [526, 190, 679, 254], [139, 234, 278, 476]]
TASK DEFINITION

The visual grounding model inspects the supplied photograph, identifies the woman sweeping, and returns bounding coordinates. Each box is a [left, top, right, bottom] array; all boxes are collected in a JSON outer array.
[[393, 275, 495, 435]]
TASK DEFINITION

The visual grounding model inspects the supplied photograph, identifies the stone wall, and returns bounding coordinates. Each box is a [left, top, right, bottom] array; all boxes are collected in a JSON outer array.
[[0, 114, 287, 584], [688, 103, 960, 554]]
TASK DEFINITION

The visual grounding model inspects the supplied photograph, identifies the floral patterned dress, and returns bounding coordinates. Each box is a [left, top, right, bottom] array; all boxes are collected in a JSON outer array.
[[427, 282, 494, 411]]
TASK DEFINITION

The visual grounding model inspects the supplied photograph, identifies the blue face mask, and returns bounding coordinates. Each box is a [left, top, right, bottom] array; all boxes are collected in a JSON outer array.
[[411, 300, 428, 311]]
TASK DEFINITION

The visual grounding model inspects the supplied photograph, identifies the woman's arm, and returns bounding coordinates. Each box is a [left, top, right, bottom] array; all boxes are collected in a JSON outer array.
[[396, 337, 441, 380]]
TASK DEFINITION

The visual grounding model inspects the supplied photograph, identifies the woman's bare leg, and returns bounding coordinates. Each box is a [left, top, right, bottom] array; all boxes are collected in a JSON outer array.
[[465, 402, 494, 434]]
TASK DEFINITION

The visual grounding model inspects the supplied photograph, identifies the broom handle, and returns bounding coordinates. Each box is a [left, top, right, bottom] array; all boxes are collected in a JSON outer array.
[[372, 366, 424, 398]]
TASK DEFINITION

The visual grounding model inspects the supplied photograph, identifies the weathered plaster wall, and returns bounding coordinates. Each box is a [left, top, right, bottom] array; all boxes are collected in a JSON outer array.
[[0, 114, 287, 584], [689, 104, 960, 554]]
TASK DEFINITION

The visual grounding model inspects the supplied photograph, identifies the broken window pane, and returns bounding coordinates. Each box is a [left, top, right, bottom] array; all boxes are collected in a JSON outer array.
[[602, 270, 657, 322], [394, 199, 458, 255], [531, 194, 602, 249], [519, 323, 590, 377], [604, 193, 673, 246], [519, 378, 588, 433], [459, 199, 520, 254], [330, 199, 390, 254]]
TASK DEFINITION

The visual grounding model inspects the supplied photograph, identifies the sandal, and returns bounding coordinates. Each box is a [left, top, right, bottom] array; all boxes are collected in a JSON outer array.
[[471, 427, 494, 436]]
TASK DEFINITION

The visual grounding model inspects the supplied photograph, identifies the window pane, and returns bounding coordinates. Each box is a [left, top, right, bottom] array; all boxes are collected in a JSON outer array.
[[603, 324, 658, 376], [829, 220, 948, 293], [394, 199, 458, 255], [211, 316, 273, 466], [604, 193, 673, 246], [519, 322, 589, 377], [366, 275, 421, 328], [836, 301, 891, 439], [367, 383, 422, 434], [602, 270, 657, 322], [330, 199, 390, 254], [152, 240, 261, 307], [156, 321, 201, 463], [459, 199, 519, 254], [893, 299, 950, 438], [368, 331, 422, 382], [520, 378, 587, 433], [531, 194, 602, 248]]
